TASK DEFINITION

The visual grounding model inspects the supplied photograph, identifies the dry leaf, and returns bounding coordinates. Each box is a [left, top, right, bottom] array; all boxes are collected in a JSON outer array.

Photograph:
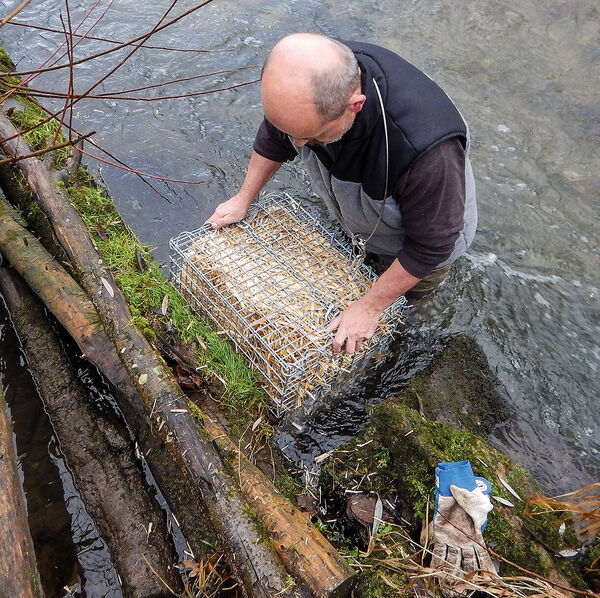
[[498, 475, 523, 502], [558, 549, 580, 558], [179, 559, 202, 578], [100, 276, 114, 297], [96, 225, 108, 241], [372, 496, 383, 537], [315, 449, 334, 464], [296, 494, 316, 516], [491, 495, 515, 507], [346, 493, 378, 525], [160, 293, 169, 316], [135, 247, 149, 272], [173, 364, 204, 391]]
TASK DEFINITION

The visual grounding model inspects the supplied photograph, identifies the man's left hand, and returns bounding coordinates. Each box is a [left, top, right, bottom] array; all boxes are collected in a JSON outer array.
[[326, 300, 382, 354]]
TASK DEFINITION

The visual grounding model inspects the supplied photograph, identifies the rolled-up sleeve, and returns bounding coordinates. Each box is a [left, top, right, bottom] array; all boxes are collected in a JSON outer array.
[[395, 138, 466, 279], [253, 117, 298, 163]]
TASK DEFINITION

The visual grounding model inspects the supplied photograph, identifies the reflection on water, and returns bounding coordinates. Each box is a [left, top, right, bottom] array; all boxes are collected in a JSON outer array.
[[0, 297, 122, 598], [0, 0, 598, 493]]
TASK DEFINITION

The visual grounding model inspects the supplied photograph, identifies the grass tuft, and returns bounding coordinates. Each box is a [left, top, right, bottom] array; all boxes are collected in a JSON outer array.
[[63, 167, 270, 431]]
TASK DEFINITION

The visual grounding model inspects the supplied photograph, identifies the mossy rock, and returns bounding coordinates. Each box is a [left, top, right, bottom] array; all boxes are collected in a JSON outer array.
[[0, 46, 15, 72], [322, 401, 588, 592], [388, 334, 511, 435]]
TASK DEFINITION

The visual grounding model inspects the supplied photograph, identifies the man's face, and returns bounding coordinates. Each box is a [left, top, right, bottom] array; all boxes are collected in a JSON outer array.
[[292, 109, 356, 147], [262, 81, 358, 147]]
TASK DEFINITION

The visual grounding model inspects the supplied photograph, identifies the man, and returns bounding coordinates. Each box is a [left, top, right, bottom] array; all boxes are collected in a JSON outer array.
[[207, 33, 476, 355]]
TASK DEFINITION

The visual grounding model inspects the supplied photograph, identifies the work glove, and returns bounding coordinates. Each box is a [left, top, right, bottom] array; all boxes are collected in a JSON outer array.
[[430, 460, 497, 597]]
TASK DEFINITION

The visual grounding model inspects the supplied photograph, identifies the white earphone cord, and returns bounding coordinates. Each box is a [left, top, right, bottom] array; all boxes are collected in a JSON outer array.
[[352, 77, 389, 266]]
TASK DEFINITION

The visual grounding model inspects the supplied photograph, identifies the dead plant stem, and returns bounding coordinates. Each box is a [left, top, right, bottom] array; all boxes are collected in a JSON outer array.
[[0, 0, 31, 28], [0, 131, 94, 165]]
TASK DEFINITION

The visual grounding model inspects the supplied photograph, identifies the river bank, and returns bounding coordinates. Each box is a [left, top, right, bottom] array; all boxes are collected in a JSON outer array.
[[1, 38, 598, 596]]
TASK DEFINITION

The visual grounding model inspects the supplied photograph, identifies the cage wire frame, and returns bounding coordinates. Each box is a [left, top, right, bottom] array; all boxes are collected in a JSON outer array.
[[169, 192, 406, 412]]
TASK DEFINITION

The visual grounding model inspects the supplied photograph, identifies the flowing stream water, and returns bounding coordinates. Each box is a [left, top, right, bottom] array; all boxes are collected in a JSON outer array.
[[0, 0, 598, 593]]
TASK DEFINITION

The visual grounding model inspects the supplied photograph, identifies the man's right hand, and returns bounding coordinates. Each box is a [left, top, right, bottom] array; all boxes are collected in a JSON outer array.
[[205, 194, 252, 229]]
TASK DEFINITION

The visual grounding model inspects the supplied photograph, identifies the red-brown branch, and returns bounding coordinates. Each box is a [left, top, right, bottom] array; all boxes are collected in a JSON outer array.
[[52, 7, 76, 145], [1, 0, 108, 104], [0, 131, 94, 165], [0, 0, 213, 146], [8, 20, 233, 53], [1, 0, 249, 194], [0, 0, 31, 28], [2, 0, 216, 78], [1, 66, 257, 99], [4, 77, 259, 102], [18, 95, 204, 192]]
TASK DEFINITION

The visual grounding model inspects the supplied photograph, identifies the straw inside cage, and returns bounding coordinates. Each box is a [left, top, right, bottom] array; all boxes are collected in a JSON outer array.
[[170, 193, 404, 411]]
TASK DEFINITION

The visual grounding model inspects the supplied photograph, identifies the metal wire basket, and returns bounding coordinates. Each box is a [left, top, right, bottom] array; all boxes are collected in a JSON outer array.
[[169, 192, 405, 412]]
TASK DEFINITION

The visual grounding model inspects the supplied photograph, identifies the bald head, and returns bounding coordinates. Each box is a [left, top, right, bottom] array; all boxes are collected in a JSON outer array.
[[261, 34, 362, 139]]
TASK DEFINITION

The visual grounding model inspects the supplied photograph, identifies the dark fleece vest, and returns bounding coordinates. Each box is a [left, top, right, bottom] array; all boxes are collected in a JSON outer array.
[[305, 40, 468, 204], [254, 41, 477, 266]]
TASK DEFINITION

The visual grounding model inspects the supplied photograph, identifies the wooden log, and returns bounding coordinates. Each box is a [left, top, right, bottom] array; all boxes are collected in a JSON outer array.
[[0, 197, 126, 377], [0, 114, 308, 597], [0, 265, 181, 597], [0, 197, 288, 595], [0, 383, 45, 598], [204, 418, 357, 598], [0, 113, 357, 597], [0, 196, 220, 573]]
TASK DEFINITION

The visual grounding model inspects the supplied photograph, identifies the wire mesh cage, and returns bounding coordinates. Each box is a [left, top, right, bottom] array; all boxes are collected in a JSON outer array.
[[169, 192, 406, 412]]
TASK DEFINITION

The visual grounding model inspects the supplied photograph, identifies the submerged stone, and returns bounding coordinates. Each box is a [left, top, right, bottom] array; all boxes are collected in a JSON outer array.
[[388, 334, 511, 435]]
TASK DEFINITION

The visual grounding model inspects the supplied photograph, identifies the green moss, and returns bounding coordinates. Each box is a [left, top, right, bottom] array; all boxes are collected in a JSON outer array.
[[0, 45, 69, 169], [166, 475, 188, 496], [275, 474, 303, 502], [8, 103, 68, 167], [0, 46, 21, 90], [583, 537, 600, 573], [214, 445, 237, 481], [321, 402, 588, 589], [392, 335, 510, 436], [0, 46, 15, 72], [187, 401, 204, 423], [484, 510, 548, 576], [285, 574, 296, 589], [243, 502, 272, 546], [353, 570, 410, 597]]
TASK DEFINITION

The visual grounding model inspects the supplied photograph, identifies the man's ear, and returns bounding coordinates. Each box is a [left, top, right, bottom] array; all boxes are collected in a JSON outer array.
[[349, 93, 366, 114]]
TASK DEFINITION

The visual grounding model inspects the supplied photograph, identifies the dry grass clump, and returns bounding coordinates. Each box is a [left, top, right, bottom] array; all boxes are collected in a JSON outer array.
[[351, 524, 578, 597], [178, 554, 238, 598], [525, 482, 600, 570], [176, 201, 401, 409]]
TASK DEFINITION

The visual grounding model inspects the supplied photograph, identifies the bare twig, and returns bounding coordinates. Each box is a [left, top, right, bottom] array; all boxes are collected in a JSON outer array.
[[0, 1, 216, 146], [24, 96, 202, 195], [0, 0, 31, 28], [2, 72, 259, 102], [8, 20, 234, 53], [52, 6, 76, 146], [1, 0, 109, 104], [0, 131, 94, 165], [0, 0, 260, 200], [1, 0, 218, 78]]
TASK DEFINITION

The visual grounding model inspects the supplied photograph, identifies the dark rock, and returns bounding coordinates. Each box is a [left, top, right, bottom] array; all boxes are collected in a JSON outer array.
[[388, 334, 511, 435]]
